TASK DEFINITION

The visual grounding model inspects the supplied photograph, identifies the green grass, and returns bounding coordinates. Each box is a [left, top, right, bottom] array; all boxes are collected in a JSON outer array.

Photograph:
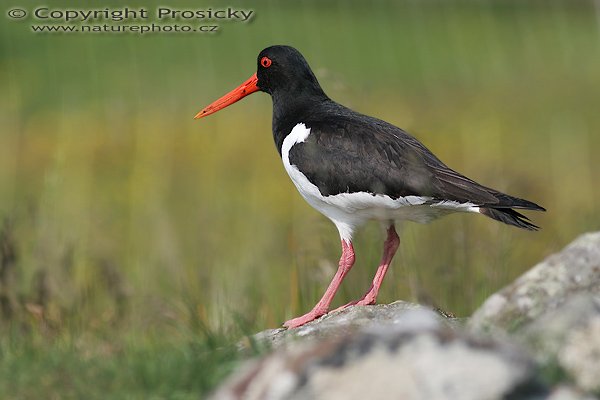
[[0, 327, 244, 399], [1, 0, 599, 397]]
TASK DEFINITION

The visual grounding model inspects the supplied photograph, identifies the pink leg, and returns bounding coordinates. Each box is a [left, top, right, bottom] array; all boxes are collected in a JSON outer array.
[[283, 240, 355, 329], [334, 225, 400, 311]]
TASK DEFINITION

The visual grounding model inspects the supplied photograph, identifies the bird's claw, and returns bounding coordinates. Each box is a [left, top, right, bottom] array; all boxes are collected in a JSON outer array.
[[332, 294, 377, 313], [283, 309, 327, 329]]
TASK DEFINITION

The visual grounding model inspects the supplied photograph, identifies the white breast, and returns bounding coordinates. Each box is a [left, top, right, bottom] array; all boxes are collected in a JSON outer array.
[[281, 123, 480, 241]]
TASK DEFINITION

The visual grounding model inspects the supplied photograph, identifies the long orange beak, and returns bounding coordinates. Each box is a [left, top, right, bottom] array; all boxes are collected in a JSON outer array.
[[194, 73, 260, 119]]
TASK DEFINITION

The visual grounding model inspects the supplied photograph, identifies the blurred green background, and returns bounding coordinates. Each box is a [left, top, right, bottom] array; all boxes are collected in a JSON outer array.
[[1, 0, 599, 398]]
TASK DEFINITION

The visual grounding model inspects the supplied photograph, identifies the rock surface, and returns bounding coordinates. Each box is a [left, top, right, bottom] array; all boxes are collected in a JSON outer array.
[[214, 308, 541, 400], [469, 232, 600, 334], [249, 300, 453, 349], [468, 232, 600, 394], [521, 295, 600, 392], [546, 387, 598, 400]]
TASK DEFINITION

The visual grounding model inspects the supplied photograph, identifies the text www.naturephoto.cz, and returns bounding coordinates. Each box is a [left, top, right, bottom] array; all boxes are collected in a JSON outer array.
[[30, 23, 219, 34]]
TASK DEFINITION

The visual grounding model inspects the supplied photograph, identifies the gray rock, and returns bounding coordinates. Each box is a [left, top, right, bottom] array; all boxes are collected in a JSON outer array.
[[213, 308, 541, 400], [468, 232, 600, 393], [559, 312, 600, 393], [546, 386, 598, 400], [249, 301, 454, 350], [519, 295, 600, 358], [469, 232, 600, 334], [518, 294, 600, 393]]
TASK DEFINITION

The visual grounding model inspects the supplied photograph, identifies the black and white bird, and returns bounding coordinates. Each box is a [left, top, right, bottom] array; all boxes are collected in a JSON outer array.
[[195, 45, 545, 329]]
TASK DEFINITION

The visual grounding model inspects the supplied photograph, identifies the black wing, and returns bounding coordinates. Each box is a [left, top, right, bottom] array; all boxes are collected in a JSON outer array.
[[288, 110, 544, 212]]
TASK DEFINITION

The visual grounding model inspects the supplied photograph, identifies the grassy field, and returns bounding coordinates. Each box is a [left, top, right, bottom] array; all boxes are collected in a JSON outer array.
[[1, 0, 599, 398]]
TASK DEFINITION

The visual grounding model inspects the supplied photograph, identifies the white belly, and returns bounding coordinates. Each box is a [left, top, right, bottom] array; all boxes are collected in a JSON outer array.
[[281, 123, 479, 241]]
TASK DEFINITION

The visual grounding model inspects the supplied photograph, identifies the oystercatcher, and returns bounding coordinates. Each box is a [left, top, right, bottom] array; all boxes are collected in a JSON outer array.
[[195, 45, 545, 329]]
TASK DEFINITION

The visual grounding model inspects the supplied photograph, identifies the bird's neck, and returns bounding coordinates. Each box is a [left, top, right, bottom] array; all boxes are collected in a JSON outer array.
[[271, 87, 329, 156]]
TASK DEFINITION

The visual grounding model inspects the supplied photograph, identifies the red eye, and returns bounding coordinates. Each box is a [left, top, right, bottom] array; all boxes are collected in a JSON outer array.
[[261, 56, 272, 68]]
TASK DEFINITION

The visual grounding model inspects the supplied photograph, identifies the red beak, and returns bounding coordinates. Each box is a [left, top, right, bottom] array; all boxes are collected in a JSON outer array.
[[194, 73, 260, 119]]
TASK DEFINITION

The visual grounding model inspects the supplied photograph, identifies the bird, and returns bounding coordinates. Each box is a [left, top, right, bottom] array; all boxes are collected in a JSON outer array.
[[194, 45, 545, 329]]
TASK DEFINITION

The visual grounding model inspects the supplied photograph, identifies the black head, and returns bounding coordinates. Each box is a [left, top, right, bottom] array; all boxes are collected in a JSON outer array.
[[256, 45, 325, 97], [195, 45, 327, 119]]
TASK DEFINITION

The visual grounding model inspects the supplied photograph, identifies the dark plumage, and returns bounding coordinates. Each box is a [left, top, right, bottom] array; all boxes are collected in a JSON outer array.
[[274, 68, 545, 231]]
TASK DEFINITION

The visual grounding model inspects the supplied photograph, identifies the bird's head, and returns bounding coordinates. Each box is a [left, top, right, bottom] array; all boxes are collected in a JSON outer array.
[[194, 45, 324, 119]]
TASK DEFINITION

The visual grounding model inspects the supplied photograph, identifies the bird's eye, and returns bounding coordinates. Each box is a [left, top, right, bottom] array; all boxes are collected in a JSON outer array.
[[261, 56, 272, 68]]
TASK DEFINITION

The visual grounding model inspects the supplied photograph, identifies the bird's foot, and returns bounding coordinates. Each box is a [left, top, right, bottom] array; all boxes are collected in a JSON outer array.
[[283, 308, 327, 329], [332, 293, 377, 313]]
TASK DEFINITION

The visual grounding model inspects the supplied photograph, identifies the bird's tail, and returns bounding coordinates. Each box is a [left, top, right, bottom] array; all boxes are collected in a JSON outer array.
[[479, 207, 541, 231]]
